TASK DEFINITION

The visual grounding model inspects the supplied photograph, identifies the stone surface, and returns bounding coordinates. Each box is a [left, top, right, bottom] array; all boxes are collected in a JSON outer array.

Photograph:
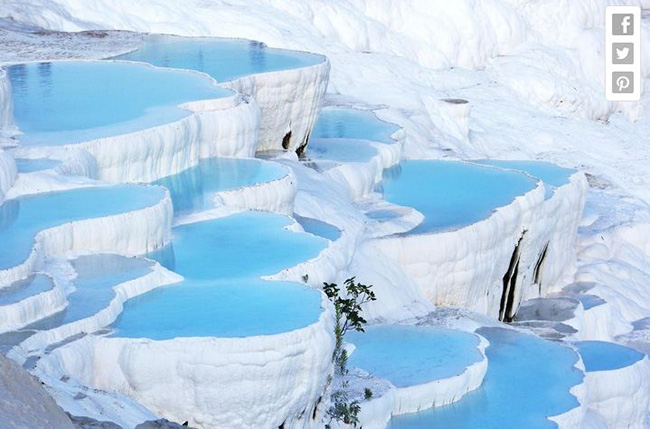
[[0, 353, 74, 429]]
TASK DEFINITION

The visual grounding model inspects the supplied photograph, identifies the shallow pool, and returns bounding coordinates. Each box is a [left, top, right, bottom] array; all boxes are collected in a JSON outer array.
[[472, 160, 574, 188], [147, 212, 327, 279], [14, 158, 61, 173], [0, 274, 53, 306], [312, 108, 399, 144], [576, 294, 606, 310], [0, 185, 166, 271], [295, 215, 341, 241], [473, 160, 574, 199], [152, 157, 286, 215], [380, 161, 538, 234], [575, 341, 645, 372], [389, 328, 583, 428], [111, 212, 328, 339], [28, 255, 153, 330], [114, 35, 324, 83], [306, 138, 378, 164], [112, 279, 322, 339], [366, 209, 401, 221], [347, 325, 482, 387], [8, 61, 229, 146]]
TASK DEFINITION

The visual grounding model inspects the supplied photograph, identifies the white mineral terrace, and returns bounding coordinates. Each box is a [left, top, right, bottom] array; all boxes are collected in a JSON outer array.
[[0, 20, 646, 429]]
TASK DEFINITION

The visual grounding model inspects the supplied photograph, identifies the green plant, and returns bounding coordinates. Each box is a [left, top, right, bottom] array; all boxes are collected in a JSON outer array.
[[336, 348, 349, 376], [324, 277, 376, 375], [323, 277, 376, 427], [324, 277, 376, 336], [364, 388, 373, 400], [326, 382, 361, 427]]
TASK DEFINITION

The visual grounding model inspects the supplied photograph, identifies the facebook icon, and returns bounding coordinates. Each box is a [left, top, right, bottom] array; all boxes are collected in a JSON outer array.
[[612, 14, 634, 35]]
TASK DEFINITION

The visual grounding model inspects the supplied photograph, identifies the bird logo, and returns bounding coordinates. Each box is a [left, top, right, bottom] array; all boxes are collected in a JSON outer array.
[[616, 47, 630, 60]]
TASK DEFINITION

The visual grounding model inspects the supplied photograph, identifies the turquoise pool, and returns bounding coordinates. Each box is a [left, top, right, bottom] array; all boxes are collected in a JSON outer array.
[[14, 158, 61, 173], [312, 108, 399, 144], [0, 185, 166, 271], [472, 160, 574, 188], [575, 341, 645, 372], [576, 295, 606, 310], [380, 161, 538, 234], [8, 61, 229, 146], [114, 35, 324, 83], [473, 160, 574, 198], [112, 279, 322, 339], [295, 215, 341, 241], [28, 254, 154, 330], [0, 274, 53, 306], [389, 328, 583, 428], [306, 138, 378, 164], [366, 209, 401, 221], [347, 325, 483, 387], [152, 157, 286, 215], [111, 212, 328, 339]]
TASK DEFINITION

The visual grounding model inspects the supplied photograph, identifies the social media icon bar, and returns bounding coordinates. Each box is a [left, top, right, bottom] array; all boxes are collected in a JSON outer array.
[[606, 6, 641, 101]]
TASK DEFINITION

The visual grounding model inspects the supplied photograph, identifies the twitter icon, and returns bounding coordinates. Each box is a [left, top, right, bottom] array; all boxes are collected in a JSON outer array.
[[612, 42, 634, 64]]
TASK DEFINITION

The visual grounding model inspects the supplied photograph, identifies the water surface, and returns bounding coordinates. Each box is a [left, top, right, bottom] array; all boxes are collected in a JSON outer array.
[[347, 325, 482, 387], [112, 212, 328, 339], [115, 35, 324, 82], [15, 158, 61, 173], [380, 161, 538, 234], [296, 215, 341, 241], [473, 160, 574, 198], [0, 274, 53, 306], [153, 157, 286, 215], [0, 185, 166, 270], [575, 341, 645, 372], [9, 61, 229, 146], [575, 295, 606, 310], [313, 108, 399, 143], [472, 160, 573, 188], [28, 255, 153, 329], [389, 328, 583, 428], [307, 138, 378, 164]]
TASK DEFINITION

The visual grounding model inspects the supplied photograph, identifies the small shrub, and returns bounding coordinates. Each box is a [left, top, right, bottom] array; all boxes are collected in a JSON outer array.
[[364, 388, 373, 400], [324, 277, 376, 427], [327, 382, 361, 427]]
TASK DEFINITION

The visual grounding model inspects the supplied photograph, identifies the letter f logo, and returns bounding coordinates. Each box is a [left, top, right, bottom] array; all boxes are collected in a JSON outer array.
[[613, 14, 635, 35], [622, 15, 631, 33]]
